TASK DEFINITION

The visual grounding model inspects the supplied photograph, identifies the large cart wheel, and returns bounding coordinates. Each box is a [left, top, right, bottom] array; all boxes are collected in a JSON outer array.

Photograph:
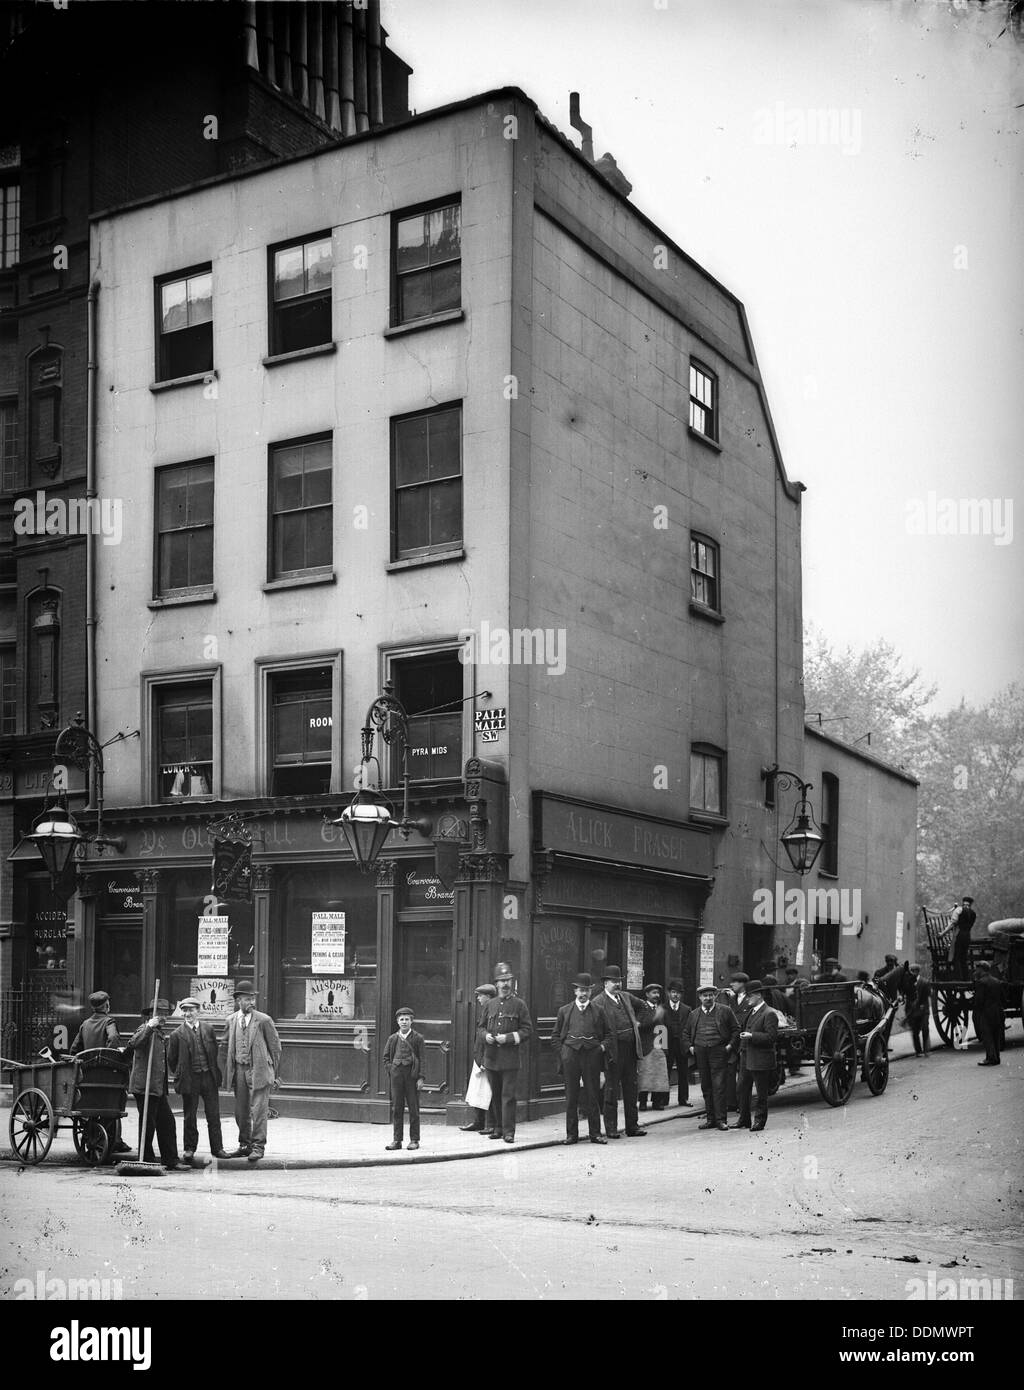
[[768, 1059, 785, 1096], [864, 1031, 889, 1095], [814, 1010, 857, 1106], [932, 986, 972, 1048], [9, 1088, 56, 1164], [72, 1117, 111, 1166]]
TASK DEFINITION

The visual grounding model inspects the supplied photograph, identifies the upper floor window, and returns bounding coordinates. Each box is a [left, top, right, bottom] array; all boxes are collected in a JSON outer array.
[[1, 180, 19, 268], [388, 648, 464, 782], [391, 404, 462, 561], [156, 266, 213, 382], [155, 680, 214, 801], [28, 346, 62, 479], [269, 434, 333, 578], [269, 666, 334, 796], [28, 589, 60, 731], [155, 460, 214, 597], [820, 772, 839, 876], [0, 644, 18, 735], [690, 743, 725, 817], [689, 361, 718, 442], [690, 534, 720, 612], [392, 199, 461, 325], [270, 233, 332, 355], [0, 398, 17, 492]]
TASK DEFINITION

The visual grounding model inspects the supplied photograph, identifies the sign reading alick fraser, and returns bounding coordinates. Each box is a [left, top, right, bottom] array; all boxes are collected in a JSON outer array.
[[535, 793, 713, 878]]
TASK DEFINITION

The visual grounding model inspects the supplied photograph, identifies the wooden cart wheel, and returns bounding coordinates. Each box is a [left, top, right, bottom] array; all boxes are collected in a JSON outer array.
[[814, 1010, 857, 1107], [768, 1059, 785, 1096], [9, 1088, 56, 1164], [72, 1118, 111, 1166], [864, 1031, 889, 1095], [932, 986, 972, 1048]]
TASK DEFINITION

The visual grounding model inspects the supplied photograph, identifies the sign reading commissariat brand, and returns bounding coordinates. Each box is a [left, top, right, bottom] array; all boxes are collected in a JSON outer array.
[[534, 793, 713, 878]]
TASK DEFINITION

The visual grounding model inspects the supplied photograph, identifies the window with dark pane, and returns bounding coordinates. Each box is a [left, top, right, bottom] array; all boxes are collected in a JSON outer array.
[[0, 644, 18, 734], [688, 362, 718, 441], [28, 347, 62, 477], [156, 682, 213, 801], [270, 436, 333, 578], [391, 405, 462, 559], [391, 650, 463, 781], [0, 398, 17, 492], [270, 234, 332, 354], [690, 746, 724, 815], [1, 180, 18, 268], [270, 666, 333, 796], [157, 268, 213, 381], [690, 534, 720, 611], [394, 201, 461, 325], [156, 460, 214, 595], [821, 773, 839, 875]]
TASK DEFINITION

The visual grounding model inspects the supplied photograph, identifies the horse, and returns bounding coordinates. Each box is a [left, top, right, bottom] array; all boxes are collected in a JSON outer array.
[[855, 960, 914, 1025]]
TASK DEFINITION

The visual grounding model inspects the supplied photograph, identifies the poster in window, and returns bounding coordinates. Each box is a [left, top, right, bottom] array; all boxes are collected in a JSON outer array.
[[311, 911, 346, 974], [304, 978, 355, 1019], [197, 916, 229, 975], [626, 927, 645, 990], [698, 931, 716, 988], [895, 910, 904, 951]]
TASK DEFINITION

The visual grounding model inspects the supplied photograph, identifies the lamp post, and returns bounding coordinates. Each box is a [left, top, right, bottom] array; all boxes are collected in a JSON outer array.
[[762, 765, 825, 877], [333, 681, 433, 871]]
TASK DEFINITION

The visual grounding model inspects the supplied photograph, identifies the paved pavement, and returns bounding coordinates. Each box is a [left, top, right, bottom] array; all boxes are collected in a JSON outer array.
[[2, 1028, 930, 1170]]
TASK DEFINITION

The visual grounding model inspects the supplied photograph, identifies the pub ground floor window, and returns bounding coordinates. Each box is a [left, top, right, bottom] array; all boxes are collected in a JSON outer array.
[[161, 870, 254, 1009], [395, 917, 451, 1022], [279, 867, 377, 1021], [97, 921, 142, 1017]]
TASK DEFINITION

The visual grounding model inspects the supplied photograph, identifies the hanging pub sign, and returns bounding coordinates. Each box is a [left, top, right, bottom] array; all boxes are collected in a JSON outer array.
[[188, 979, 235, 1017], [699, 931, 716, 988], [197, 916, 229, 975], [474, 707, 507, 743], [211, 837, 253, 903], [625, 926, 645, 989], [311, 911, 346, 974], [304, 978, 355, 1019]]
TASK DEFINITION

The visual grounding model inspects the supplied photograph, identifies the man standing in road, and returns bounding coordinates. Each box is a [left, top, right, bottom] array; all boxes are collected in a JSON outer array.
[[590, 965, 654, 1139], [663, 978, 693, 1107], [167, 997, 227, 1164], [904, 964, 932, 1057], [552, 972, 609, 1145], [972, 961, 1003, 1066], [720, 972, 752, 1113], [481, 963, 532, 1143], [686, 983, 740, 1132], [225, 982, 282, 1162], [730, 980, 779, 1132], [951, 897, 977, 979]]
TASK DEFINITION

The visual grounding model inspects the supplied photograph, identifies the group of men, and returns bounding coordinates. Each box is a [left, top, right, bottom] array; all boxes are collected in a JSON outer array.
[[69, 981, 282, 1168]]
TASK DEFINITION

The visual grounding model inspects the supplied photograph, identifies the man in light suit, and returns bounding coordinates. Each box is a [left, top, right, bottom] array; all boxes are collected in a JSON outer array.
[[730, 980, 779, 1131], [225, 982, 282, 1162], [167, 997, 227, 1165]]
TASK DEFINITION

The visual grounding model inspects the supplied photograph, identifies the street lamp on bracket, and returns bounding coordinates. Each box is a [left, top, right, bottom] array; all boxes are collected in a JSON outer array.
[[761, 764, 825, 877]]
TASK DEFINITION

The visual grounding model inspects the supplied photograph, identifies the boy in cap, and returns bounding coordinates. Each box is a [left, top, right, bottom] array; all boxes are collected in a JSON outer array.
[[167, 997, 227, 1164], [383, 1007, 424, 1150], [461, 983, 498, 1132]]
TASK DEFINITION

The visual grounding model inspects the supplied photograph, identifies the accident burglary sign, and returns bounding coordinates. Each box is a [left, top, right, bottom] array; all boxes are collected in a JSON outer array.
[[474, 707, 506, 743]]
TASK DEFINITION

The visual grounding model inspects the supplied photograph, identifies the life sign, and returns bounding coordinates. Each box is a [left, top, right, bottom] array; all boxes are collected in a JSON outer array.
[[474, 707, 506, 743]]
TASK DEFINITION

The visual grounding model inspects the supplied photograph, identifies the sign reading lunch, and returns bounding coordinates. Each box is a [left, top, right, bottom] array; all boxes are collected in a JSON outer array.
[[535, 794, 713, 877]]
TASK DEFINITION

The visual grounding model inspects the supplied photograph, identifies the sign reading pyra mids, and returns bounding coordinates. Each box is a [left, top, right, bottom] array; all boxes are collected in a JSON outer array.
[[197, 916, 229, 975], [311, 911, 346, 974], [474, 707, 506, 743]]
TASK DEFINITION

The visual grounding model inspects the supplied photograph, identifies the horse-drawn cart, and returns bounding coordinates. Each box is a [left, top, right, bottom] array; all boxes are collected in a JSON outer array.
[[772, 976, 904, 1106], [922, 908, 1024, 1047], [3, 1048, 130, 1165]]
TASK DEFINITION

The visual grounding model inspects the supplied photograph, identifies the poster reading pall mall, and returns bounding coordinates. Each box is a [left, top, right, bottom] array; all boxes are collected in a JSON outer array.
[[311, 911, 346, 974], [197, 916, 229, 975]]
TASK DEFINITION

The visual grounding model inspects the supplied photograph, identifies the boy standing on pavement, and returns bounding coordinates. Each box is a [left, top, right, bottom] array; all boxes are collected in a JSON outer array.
[[383, 1007, 424, 1151]]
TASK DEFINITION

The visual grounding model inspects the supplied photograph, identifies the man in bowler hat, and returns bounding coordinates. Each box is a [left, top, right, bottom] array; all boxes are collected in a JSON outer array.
[[589, 965, 654, 1138], [552, 972, 609, 1145], [730, 980, 778, 1131], [461, 983, 498, 1133], [480, 963, 532, 1142], [225, 982, 282, 1162], [972, 961, 1004, 1065], [167, 997, 227, 1164], [686, 983, 740, 1131], [663, 979, 693, 1107]]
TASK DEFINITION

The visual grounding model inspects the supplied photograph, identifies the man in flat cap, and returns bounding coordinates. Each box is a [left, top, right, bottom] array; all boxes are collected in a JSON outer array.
[[125, 998, 187, 1170], [552, 972, 610, 1145], [589, 965, 655, 1139], [480, 963, 532, 1142], [815, 957, 848, 983], [461, 983, 498, 1133], [951, 896, 977, 980], [225, 982, 282, 1162], [730, 981, 779, 1131], [167, 997, 227, 1164], [70, 990, 121, 1054], [686, 983, 740, 1131]]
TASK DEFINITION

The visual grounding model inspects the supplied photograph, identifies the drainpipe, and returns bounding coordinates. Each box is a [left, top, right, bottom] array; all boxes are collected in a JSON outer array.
[[86, 278, 98, 806]]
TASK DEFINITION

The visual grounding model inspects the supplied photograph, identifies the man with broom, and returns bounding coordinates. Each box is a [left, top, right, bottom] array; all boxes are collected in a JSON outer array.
[[124, 998, 189, 1172]]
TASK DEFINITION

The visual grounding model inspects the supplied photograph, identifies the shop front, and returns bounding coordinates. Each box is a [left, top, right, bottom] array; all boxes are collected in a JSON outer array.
[[529, 792, 716, 1116]]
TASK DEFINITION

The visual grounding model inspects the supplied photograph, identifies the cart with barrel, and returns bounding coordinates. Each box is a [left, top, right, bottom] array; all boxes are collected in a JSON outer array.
[[3, 1048, 130, 1165], [922, 907, 1024, 1047], [769, 977, 903, 1106]]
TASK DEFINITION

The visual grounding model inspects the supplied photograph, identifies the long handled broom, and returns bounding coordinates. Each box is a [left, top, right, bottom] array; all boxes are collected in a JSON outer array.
[[115, 979, 166, 1176]]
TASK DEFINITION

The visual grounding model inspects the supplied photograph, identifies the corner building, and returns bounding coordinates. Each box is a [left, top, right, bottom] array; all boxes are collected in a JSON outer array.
[[84, 88, 907, 1124]]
